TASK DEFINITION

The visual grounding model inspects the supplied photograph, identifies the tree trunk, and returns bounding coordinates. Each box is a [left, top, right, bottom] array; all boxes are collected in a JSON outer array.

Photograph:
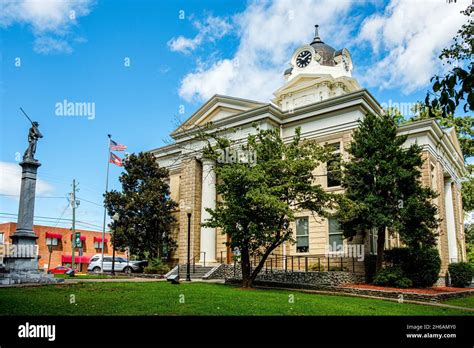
[[240, 248, 252, 288], [375, 226, 386, 273]]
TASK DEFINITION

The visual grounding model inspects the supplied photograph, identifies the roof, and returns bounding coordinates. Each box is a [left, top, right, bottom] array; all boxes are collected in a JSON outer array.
[[309, 25, 336, 66]]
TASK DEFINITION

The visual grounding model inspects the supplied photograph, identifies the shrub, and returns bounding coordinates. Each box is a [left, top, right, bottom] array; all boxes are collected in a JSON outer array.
[[448, 262, 473, 288], [385, 247, 441, 287], [144, 258, 170, 274], [373, 266, 413, 288]]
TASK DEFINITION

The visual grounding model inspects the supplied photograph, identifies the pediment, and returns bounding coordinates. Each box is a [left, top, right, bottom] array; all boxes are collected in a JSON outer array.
[[171, 95, 264, 137], [445, 127, 464, 159]]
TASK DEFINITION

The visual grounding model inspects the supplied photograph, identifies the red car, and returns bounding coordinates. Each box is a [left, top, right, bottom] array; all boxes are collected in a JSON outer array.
[[47, 266, 76, 275]]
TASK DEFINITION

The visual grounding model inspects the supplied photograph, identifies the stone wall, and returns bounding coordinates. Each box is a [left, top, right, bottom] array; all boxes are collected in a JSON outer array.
[[205, 264, 363, 286]]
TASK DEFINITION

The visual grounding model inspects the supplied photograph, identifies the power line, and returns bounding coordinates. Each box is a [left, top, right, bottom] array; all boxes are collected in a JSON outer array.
[[0, 212, 103, 230], [0, 194, 67, 199], [77, 197, 103, 207]]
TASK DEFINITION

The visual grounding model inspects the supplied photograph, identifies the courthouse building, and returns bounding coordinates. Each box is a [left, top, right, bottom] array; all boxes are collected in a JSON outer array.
[[150, 27, 468, 274]]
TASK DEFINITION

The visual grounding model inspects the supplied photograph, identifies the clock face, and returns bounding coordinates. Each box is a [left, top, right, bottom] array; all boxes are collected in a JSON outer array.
[[296, 50, 312, 68]]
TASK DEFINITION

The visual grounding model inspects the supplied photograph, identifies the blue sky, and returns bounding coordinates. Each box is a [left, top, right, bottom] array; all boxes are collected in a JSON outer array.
[[0, 0, 470, 231]]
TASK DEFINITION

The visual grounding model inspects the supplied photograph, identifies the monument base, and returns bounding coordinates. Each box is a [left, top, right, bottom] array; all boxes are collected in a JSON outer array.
[[1, 258, 62, 286]]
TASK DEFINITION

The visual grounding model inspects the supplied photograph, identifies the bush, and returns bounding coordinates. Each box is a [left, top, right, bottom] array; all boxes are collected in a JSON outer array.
[[448, 262, 473, 288], [143, 258, 170, 274], [373, 266, 413, 288], [385, 247, 441, 287]]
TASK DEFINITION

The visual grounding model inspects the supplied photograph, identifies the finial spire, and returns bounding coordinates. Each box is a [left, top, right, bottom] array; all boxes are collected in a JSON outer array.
[[311, 24, 322, 44], [314, 24, 320, 39]]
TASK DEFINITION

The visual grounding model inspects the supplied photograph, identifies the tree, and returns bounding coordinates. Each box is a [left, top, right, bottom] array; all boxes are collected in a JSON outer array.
[[462, 169, 474, 212], [104, 152, 177, 260], [336, 113, 438, 272], [465, 223, 474, 263], [424, 4, 473, 117], [202, 126, 334, 287]]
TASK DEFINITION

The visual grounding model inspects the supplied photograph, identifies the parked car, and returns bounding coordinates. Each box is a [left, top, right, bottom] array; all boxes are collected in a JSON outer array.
[[87, 254, 144, 274], [48, 266, 76, 275]]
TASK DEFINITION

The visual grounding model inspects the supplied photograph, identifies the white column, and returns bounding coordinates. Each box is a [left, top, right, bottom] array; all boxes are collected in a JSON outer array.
[[200, 158, 216, 263], [444, 178, 458, 263]]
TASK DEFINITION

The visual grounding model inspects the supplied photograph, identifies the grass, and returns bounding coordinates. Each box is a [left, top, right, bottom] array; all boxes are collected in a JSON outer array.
[[442, 294, 474, 309], [0, 282, 473, 316]]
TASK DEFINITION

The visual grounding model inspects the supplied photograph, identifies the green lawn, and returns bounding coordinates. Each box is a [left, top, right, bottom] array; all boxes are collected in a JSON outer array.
[[442, 294, 474, 309], [0, 282, 472, 316]]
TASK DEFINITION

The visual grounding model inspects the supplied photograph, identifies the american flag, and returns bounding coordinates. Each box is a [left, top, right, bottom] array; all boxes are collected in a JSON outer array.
[[110, 139, 127, 151], [109, 152, 123, 167]]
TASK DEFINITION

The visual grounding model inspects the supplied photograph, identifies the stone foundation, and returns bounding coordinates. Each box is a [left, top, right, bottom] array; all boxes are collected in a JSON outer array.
[[205, 264, 363, 286], [0, 270, 59, 286]]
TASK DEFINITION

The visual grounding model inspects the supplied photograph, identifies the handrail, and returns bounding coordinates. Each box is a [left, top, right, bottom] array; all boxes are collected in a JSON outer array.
[[187, 251, 207, 273]]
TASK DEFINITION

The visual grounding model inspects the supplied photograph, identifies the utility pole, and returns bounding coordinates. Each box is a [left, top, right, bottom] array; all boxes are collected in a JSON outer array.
[[70, 180, 80, 271]]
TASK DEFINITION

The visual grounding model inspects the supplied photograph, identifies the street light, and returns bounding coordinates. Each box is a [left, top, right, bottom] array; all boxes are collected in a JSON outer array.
[[111, 213, 119, 276], [186, 207, 192, 282]]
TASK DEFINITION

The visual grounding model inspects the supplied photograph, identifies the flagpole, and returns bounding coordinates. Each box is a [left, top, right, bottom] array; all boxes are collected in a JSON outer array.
[[100, 134, 112, 273]]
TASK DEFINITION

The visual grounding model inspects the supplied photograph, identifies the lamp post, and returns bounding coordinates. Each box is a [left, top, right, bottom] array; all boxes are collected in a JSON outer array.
[[111, 213, 119, 276], [186, 207, 192, 282]]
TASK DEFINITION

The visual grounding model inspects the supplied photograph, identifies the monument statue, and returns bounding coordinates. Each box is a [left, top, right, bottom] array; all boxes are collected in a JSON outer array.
[[0, 108, 58, 285], [23, 121, 43, 162]]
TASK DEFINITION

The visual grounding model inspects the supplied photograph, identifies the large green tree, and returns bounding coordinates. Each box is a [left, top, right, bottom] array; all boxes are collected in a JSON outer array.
[[424, 4, 473, 117], [202, 126, 334, 288], [336, 113, 439, 272], [104, 152, 177, 260]]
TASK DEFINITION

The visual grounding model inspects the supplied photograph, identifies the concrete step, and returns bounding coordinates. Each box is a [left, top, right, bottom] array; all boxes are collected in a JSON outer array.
[[176, 265, 215, 279]]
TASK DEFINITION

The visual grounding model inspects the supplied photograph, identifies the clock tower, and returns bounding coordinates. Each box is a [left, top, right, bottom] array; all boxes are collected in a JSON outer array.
[[273, 25, 361, 111]]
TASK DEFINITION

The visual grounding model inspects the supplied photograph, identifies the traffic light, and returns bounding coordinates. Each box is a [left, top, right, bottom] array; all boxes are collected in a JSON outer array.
[[74, 232, 81, 247]]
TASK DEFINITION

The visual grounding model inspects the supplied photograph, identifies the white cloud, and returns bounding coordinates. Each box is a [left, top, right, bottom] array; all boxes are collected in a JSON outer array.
[[357, 0, 470, 93], [0, 162, 54, 197], [168, 15, 232, 54], [0, 0, 95, 54], [176, 0, 356, 103]]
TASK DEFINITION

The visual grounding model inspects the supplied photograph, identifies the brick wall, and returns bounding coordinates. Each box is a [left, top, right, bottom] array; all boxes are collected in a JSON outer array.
[[0, 222, 125, 272]]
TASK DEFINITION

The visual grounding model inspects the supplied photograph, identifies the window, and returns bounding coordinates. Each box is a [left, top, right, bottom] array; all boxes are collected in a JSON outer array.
[[103, 257, 113, 263], [94, 241, 102, 249], [296, 217, 309, 253], [326, 143, 341, 187], [46, 238, 58, 246], [0, 232, 4, 244], [328, 219, 343, 251], [90, 257, 99, 262]]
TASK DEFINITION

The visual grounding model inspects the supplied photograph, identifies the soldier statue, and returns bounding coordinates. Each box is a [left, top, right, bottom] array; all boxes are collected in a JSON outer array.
[[23, 121, 43, 162]]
